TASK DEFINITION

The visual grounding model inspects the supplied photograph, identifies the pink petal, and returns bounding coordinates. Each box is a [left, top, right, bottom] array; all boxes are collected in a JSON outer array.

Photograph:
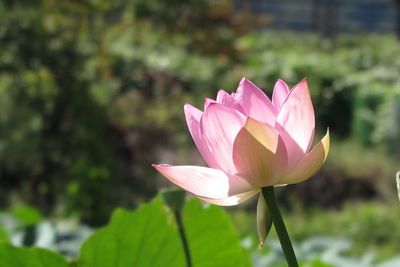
[[276, 79, 315, 153], [199, 190, 259, 206], [184, 104, 220, 169], [235, 78, 277, 126], [204, 98, 216, 109], [153, 164, 253, 199], [216, 90, 244, 113], [233, 118, 287, 187], [200, 103, 246, 173], [272, 79, 290, 110], [278, 129, 330, 185], [275, 123, 305, 169]]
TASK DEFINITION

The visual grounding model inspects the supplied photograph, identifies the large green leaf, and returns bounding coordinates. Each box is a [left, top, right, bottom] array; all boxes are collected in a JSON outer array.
[[77, 196, 251, 267], [183, 199, 251, 267], [0, 243, 69, 267], [77, 197, 186, 267], [0, 225, 8, 242]]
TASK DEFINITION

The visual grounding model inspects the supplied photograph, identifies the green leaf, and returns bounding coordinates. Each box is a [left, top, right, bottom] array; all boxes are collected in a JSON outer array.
[[77, 197, 185, 267], [0, 242, 68, 267], [11, 205, 43, 226], [300, 258, 333, 267], [0, 225, 8, 242], [77, 196, 251, 267], [183, 198, 251, 267]]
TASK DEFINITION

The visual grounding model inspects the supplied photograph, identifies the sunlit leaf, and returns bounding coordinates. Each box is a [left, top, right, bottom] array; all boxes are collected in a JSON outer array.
[[77, 196, 252, 267], [0, 243, 68, 267], [77, 197, 185, 267], [183, 198, 251, 267]]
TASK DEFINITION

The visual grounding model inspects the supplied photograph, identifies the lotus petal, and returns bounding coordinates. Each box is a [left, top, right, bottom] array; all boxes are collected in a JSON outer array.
[[236, 78, 277, 126], [184, 104, 220, 169], [199, 190, 259, 206], [216, 89, 244, 112], [153, 164, 253, 199], [276, 79, 315, 153], [278, 129, 330, 185], [233, 118, 287, 187], [201, 103, 246, 173], [272, 79, 290, 109]]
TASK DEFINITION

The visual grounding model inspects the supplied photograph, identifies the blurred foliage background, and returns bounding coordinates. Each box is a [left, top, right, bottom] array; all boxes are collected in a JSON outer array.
[[0, 0, 400, 264]]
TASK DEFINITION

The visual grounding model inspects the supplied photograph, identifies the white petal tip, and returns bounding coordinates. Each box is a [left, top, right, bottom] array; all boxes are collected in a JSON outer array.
[[183, 103, 192, 110], [152, 163, 171, 169]]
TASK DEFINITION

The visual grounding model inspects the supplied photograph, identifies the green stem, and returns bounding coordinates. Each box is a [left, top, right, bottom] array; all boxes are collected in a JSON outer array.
[[261, 186, 299, 267], [174, 211, 192, 267], [396, 171, 400, 202]]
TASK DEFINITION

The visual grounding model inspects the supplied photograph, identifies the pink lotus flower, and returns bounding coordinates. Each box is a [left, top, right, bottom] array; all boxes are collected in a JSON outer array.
[[154, 78, 330, 206]]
